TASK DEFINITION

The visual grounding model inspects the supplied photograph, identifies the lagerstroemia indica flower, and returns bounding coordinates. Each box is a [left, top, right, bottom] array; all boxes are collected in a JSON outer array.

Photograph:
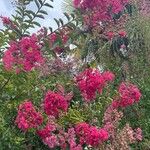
[[118, 82, 142, 107], [73, 0, 129, 27], [112, 82, 142, 108], [75, 68, 115, 102], [43, 90, 69, 117], [75, 122, 109, 147], [3, 34, 44, 72], [15, 101, 43, 131]]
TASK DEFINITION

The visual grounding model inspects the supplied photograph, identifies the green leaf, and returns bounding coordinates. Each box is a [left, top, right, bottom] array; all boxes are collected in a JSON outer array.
[[44, 3, 53, 8], [36, 14, 45, 19], [38, 0, 43, 5], [67, 23, 76, 29], [22, 23, 29, 29], [71, 13, 75, 19], [75, 20, 79, 26], [28, 24, 34, 28], [16, 7, 23, 14], [25, 10, 36, 17], [25, 13, 33, 20], [49, 27, 53, 33], [13, 16, 22, 22], [39, 10, 48, 15], [24, 20, 30, 23], [64, 12, 70, 21], [35, 0, 40, 8], [54, 18, 60, 27], [32, 21, 41, 27], [15, 10, 22, 16], [25, 31, 30, 35], [125, 4, 133, 16], [59, 19, 64, 26]]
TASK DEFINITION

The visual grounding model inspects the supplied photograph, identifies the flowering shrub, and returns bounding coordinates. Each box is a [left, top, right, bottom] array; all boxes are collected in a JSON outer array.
[[37, 123, 83, 149], [0, 0, 148, 149], [43, 90, 69, 117], [103, 105, 143, 150], [49, 28, 70, 54], [13, 68, 142, 149], [3, 35, 44, 72], [15, 101, 43, 131], [73, 0, 129, 27], [112, 82, 142, 108], [75, 68, 115, 101], [75, 122, 108, 147]]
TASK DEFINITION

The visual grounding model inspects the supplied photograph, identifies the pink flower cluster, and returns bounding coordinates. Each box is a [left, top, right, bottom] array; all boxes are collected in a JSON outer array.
[[37, 123, 60, 148], [73, 0, 129, 27], [75, 122, 109, 147], [37, 120, 109, 149], [122, 124, 143, 143], [67, 128, 83, 150], [50, 28, 70, 44], [37, 123, 59, 148], [37, 123, 56, 139], [106, 30, 127, 40], [0, 16, 16, 28], [1, 16, 11, 25], [103, 105, 123, 139], [76, 68, 115, 102], [102, 105, 142, 149], [112, 82, 141, 108], [38, 122, 108, 149], [43, 90, 69, 117], [3, 35, 44, 72], [49, 31, 69, 54], [37, 124, 82, 150], [15, 101, 43, 131], [135, 128, 142, 141]]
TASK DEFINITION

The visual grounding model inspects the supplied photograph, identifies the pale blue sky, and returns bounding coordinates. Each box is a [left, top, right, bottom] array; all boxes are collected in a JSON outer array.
[[0, 0, 66, 32]]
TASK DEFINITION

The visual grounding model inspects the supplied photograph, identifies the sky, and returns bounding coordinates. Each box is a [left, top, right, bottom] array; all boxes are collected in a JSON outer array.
[[0, 0, 66, 32]]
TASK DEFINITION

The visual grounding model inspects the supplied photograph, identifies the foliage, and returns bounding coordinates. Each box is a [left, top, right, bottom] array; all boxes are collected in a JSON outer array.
[[0, 0, 150, 149]]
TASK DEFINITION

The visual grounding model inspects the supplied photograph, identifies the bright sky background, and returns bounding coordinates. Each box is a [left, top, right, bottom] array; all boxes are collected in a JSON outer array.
[[0, 0, 66, 32]]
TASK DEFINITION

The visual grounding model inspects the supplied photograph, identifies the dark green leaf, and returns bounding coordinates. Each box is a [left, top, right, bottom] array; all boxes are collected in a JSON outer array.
[[49, 27, 53, 33], [35, 0, 40, 8], [25, 13, 33, 20], [59, 19, 64, 26], [13, 16, 22, 22], [125, 4, 133, 16], [54, 18, 60, 27], [22, 23, 29, 29], [15, 10, 22, 16], [71, 13, 75, 19], [64, 12, 70, 21], [24, 20, 31, 23], [29, 24, 34, 28], [38, 0, 43, 5], [16, 7, 23, 14], [67, 23, 76, 29], [25, 10, 36, 17], [39, 10, 48, 15], [25, 31, 30, 35], [33, 21, 41, 27], [44, 3, 53, 8], [36, 14, 45, 19], [75, 20, 79, 26]]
